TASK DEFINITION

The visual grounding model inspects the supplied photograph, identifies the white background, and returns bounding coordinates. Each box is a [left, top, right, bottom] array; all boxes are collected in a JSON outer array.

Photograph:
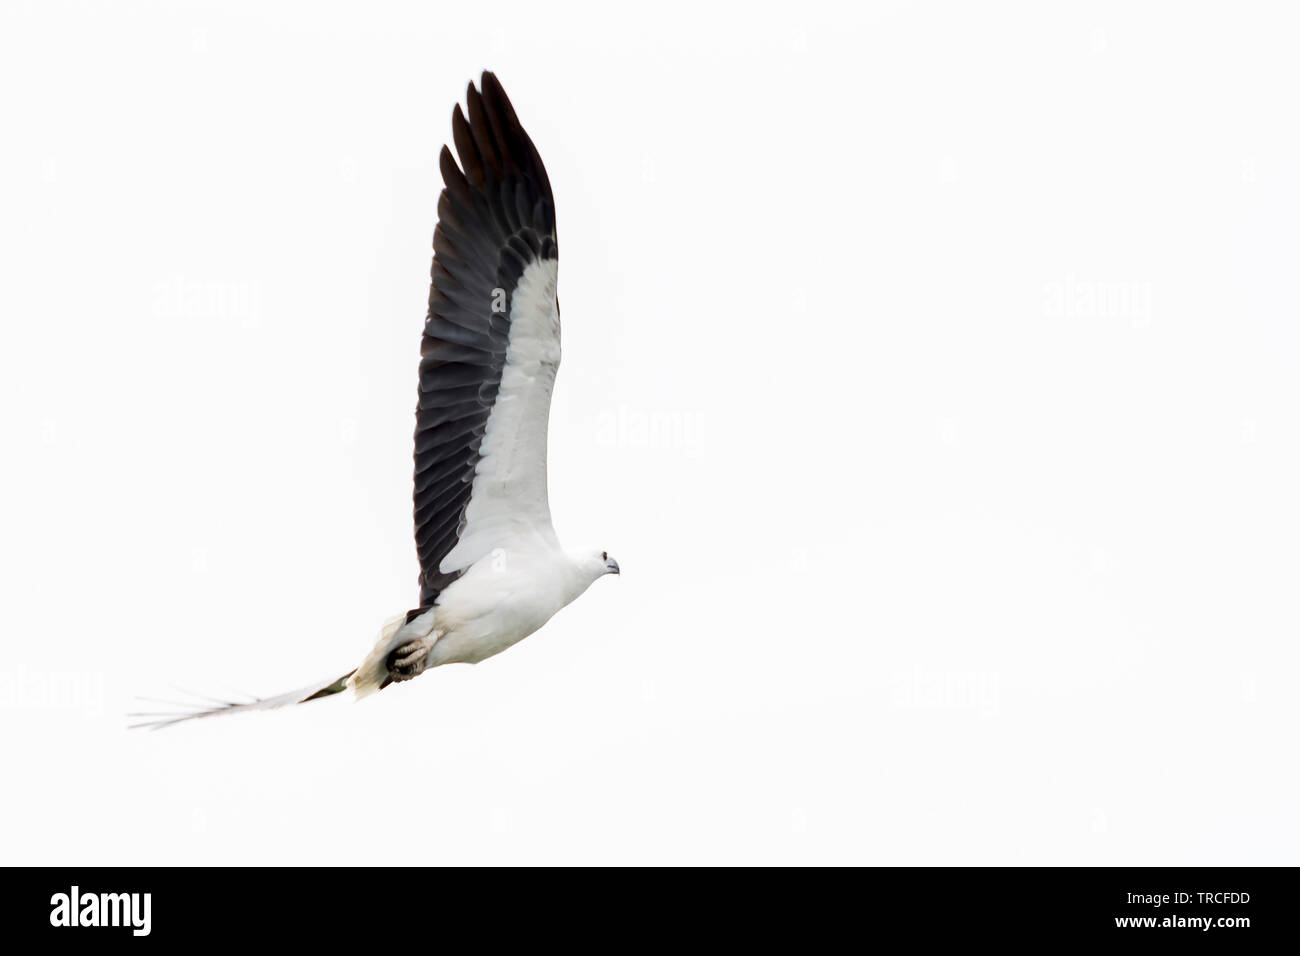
[[2, 1, 1297, 865]]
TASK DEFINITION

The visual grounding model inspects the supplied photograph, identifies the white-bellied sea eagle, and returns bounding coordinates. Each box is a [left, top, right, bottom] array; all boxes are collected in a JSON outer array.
[[132, 72, 619, 728]]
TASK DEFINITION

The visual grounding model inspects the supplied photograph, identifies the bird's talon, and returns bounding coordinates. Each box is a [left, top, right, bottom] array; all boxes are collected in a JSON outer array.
[[387, 637, 434, 681]]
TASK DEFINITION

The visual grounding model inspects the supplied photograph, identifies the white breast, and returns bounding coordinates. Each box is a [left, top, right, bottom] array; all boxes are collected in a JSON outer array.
[[429, 543, 573, 665]]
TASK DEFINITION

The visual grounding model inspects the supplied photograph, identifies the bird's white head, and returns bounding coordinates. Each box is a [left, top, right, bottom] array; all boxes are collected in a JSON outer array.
[[571, 548, 620, 585]]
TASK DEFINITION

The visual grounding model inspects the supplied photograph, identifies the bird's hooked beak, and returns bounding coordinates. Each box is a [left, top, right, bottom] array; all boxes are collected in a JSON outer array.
[[605, 556, 621, 576]]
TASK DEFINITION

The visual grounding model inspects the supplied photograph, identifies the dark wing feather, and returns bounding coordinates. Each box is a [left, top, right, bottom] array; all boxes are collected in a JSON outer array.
[[410, 71, 557, 620]]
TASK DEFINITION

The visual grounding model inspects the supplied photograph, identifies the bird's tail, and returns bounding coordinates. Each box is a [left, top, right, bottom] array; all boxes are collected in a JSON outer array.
[[128, 614, 411, 730], [347, 612, 416, 699], [127, 671, 356, 730]]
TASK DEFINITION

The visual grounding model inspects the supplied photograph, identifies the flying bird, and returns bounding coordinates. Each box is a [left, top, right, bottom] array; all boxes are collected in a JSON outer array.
[[132, 72, 619, 728]]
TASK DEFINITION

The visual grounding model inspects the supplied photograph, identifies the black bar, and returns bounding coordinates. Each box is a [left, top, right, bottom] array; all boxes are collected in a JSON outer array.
[[9, 867, 1293, 944]]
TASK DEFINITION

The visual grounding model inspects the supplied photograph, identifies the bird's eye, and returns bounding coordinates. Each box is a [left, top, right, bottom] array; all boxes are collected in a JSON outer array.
[[601, 551, 607, 560]]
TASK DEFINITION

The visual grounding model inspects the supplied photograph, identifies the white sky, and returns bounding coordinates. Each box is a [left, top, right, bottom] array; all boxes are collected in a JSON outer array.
[[2, 1, 1297, 864]]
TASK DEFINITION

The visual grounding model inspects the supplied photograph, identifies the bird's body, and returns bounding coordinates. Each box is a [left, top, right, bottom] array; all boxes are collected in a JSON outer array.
[[132, 73, 618, 729], [421, 544, 595, 665]]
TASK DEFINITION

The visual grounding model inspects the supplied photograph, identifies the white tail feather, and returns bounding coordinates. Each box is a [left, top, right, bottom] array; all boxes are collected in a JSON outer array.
[[127, 672, 352, 730], [347, 612, 421, 699], [129, 612, 421, 729]]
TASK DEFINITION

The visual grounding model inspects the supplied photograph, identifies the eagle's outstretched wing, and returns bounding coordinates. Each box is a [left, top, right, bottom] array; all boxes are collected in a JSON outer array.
[[410, 70, 561, 617]]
